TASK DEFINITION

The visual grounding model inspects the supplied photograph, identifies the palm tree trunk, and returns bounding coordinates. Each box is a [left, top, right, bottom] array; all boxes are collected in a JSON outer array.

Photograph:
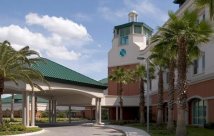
[[139, 78, 145, 124], [167, 61, 175, 131], [157, 68, 164, 125], [176, 39, 188, 136], [119, 83, 123, 121], [35, 96, 37, 119], [10, 93, 14, 121], [0, 77, 4, 126]]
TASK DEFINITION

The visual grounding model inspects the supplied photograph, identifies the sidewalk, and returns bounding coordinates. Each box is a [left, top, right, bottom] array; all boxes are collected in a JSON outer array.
[[105, 125, 150, 136]]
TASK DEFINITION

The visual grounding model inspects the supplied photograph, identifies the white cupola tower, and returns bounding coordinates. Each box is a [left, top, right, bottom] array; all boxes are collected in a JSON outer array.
[[128, 10, 138, 22]]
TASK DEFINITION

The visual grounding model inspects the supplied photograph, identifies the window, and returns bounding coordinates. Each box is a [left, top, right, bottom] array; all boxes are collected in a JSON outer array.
[[202, 14, 206, 21], [193, 60, 198, 74], [166, 72, 170, 84], [120, 27, 130, 45], [120, 36, 129, 45], [202, 54, 205, 71], [192, 99, 207, 125], [134, 26, 142, 34]]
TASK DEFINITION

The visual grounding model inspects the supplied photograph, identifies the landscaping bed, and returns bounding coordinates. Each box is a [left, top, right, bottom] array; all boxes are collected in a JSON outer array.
[[127, 123, 214, 136], [0, 123, 41, 135]]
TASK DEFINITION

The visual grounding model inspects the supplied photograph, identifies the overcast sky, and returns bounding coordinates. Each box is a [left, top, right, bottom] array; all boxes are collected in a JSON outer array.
[[0, 0, 178, 82]]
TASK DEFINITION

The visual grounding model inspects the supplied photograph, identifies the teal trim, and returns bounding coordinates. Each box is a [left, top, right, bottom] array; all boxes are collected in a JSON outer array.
[[114, 22, 153, 33], [2, 94, 48, 104]]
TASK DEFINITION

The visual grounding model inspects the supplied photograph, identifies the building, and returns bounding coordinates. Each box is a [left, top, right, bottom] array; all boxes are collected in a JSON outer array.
[[2, 94, 85, 118], [106, 10, 153, 121], [105, 0, 214, 125]]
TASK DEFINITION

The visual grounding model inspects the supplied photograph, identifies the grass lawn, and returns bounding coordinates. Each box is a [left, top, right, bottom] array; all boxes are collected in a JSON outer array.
[[127, 123, 214, 136], [4, 117, 85, 123]]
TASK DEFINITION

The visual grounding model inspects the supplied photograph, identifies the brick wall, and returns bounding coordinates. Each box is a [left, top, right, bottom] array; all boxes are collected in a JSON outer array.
[[108, 63, 140, 96]]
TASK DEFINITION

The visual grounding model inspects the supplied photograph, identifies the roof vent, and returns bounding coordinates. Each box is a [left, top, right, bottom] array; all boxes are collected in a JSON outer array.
[[128, 10, 138, 22]]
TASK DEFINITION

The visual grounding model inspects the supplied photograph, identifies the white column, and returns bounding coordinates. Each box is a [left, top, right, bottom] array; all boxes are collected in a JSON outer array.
[[51, 99, 54, 123], [69, 105, 71, 123], [116, 106, 118, 121], [26, 92, 30, 127], [53, 100, 57, 123], [95, 98, 99, 124], [31, 91, 35, 126], [98, 98, 102, 124], [90, 107, 93, 121], [22, 91, 26, 126], [48, 99, 52, 124]]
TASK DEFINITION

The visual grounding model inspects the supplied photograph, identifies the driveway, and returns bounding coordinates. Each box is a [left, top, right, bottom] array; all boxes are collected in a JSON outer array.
[[36, 122, 124, 136]]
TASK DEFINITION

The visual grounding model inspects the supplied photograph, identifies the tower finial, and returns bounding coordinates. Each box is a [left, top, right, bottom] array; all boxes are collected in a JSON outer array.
[[128, 10, 138, 22]]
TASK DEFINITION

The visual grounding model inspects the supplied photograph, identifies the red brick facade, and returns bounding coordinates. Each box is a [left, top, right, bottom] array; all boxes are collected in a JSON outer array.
[[150, 79, 214, 124], [108, 63, 140, 96]]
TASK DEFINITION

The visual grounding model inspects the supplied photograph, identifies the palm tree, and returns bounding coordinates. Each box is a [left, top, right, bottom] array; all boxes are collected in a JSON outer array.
[[158, 11, 213, 136], [0, 40, 47, 126], [132, 64, 155, 124], [152, 33, 178, 130], [173, 0, 186, 7], [132, 65, 146, 124], [10, 93, 14, 121], [196, 0, 214, 20], [109, 67, 133, 121], [150, 44, 168, 126]]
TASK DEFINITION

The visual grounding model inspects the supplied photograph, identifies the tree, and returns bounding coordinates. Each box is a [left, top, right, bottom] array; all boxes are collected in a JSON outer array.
[[152, 33, 178, 130], [196, 0, 214, 20], [173, 0, 186, 7], [109, 67, 133, 121], [0, 41, 48, 126], [10, 93, 14, 121], [132, 64, 155, 124], [150, 44, 168, 126], [158, 11, 213, 136]]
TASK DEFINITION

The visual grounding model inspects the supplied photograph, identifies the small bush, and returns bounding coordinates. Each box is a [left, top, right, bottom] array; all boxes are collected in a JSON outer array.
[[41, 111, 48, 118], [204, 123, 214, 129], [57, 110, 67, 118], [111, 120, 139, 125], [0, 123, 26, 132]]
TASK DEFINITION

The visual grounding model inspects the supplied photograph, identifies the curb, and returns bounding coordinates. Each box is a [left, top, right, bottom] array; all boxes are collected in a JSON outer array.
[[104, 125, 150, 136], [5, 129, 45, 136]]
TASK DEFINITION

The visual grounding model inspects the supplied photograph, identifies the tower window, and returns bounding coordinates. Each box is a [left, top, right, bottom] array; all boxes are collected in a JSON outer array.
[[120, 27, 130, 45], [134, 26, 142, 34]]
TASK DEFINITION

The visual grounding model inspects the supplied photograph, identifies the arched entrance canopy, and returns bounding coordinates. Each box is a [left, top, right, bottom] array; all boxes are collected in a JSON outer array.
[[3, 58, 107, 127]]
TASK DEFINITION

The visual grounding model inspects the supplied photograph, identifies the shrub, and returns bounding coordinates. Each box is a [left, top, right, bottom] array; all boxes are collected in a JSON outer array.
[[204, 123, 214, 129], [57, 110, 67, 118], [110, 120, 139, 125], [41, 111, 48, 117], [0, 122, 26, 132]]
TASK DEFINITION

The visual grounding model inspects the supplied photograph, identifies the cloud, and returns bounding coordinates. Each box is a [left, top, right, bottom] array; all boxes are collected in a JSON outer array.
[[124, 0, 168, 23], [74, 13, 92, 22], [0, 25, 81, 60], [0, 12, 96, 61], [98, 7, 127, 23], [26, 13, 92, 42], [98, 0, 168, 25]]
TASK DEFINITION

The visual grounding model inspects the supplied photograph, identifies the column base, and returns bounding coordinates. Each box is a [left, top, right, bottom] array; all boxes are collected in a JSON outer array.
[[26, 126, 39, 128]]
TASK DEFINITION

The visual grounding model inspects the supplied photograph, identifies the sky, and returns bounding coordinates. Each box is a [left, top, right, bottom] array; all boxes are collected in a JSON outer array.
[[0, 0, 178, 81]]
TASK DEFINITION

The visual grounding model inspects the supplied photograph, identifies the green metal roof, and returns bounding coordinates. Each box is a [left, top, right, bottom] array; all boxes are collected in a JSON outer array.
[[114, 22, 153, 33], [32, 58, 107, 89], [99, 78, 108, 86], [2, 94, 48, 104]]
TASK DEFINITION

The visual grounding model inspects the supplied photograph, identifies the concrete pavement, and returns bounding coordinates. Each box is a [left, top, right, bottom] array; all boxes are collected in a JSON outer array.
[[22, 122, 149, 136]]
